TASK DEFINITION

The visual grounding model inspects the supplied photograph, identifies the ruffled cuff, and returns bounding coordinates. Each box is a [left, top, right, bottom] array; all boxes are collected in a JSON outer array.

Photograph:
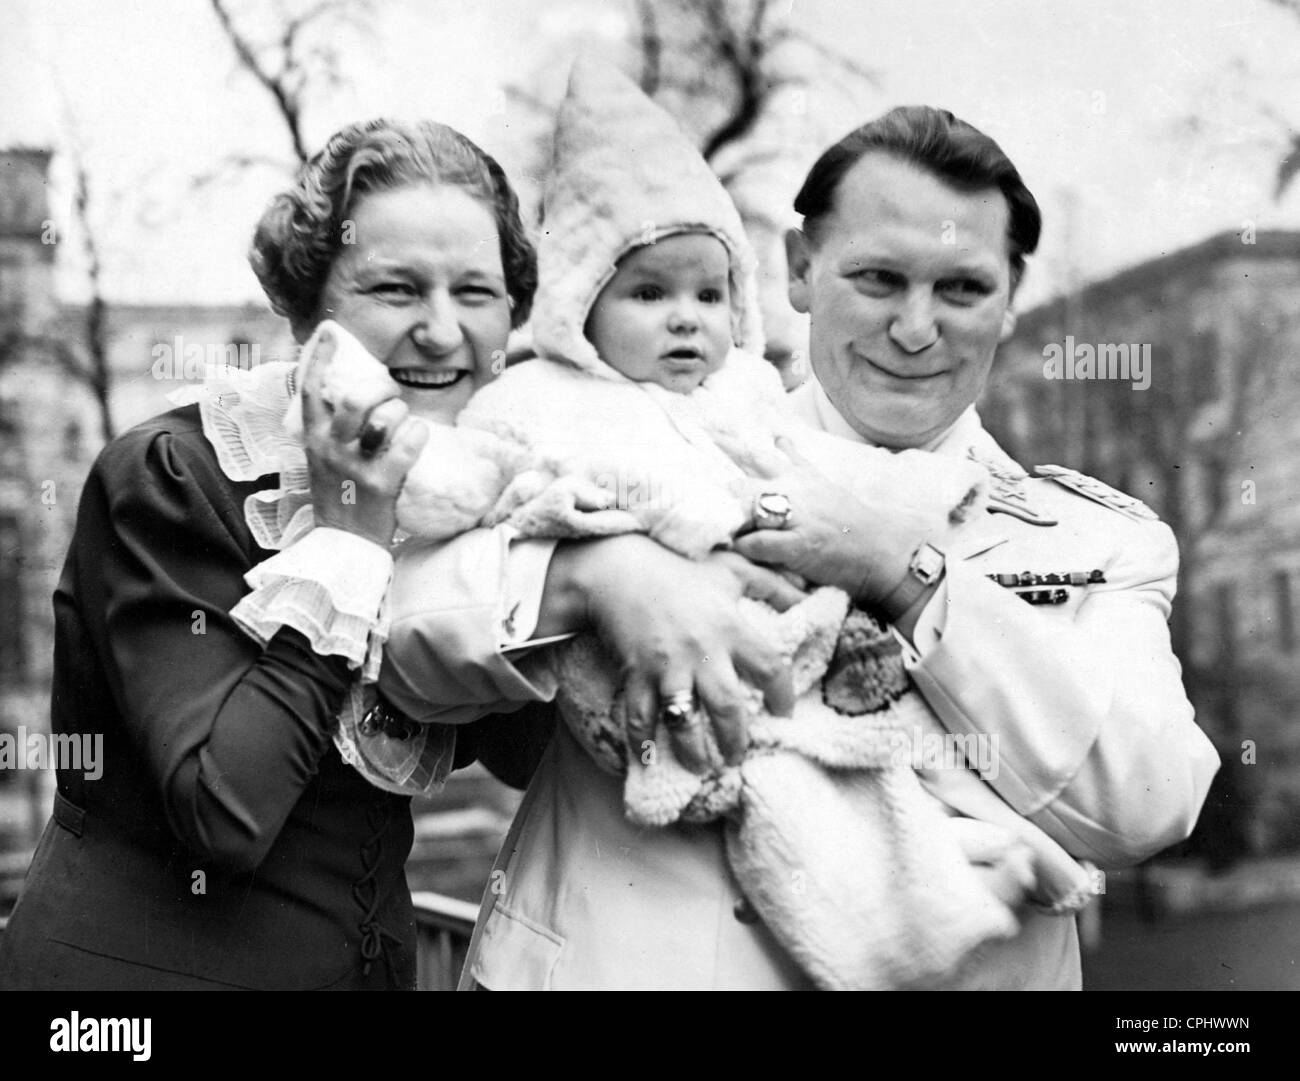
[[232, 527, 394, 680], [333, 682, 457, 797]]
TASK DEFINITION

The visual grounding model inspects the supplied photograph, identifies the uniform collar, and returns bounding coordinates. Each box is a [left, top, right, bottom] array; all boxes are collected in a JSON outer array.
[[790, 373, 1038, 556], [794, 373, 978, 457]]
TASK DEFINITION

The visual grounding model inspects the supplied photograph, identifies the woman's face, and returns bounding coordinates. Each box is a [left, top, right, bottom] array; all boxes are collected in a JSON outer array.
[[314, 183, 512, 425]]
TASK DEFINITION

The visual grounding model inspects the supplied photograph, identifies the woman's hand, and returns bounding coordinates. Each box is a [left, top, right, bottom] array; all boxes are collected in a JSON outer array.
[[731, 437, 933, 620], [544, 536, 804, 771], [301, 327, 430, 548]]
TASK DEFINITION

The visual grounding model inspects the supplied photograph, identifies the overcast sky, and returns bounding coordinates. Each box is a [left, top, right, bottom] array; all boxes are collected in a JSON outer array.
[[3, 0, 1298, 312]]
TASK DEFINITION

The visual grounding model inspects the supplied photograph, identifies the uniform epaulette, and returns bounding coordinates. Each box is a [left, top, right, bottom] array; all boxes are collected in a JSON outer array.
[[967, 448, 1058, 526], [1033, 465, 1159, 523]]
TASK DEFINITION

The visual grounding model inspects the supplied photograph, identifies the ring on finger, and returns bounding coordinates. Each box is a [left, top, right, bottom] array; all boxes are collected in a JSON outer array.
[[358, 421, 387, 456], [753, 491, 794, 530], [660, 690, 697, 731]]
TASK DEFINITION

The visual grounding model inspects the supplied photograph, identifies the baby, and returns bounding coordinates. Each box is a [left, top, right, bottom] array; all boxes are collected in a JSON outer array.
[[292, 60, 1095, 986]]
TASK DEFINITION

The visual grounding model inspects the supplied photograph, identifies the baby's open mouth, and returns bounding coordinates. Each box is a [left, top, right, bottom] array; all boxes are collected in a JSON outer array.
[[664, 348, 702, 361], [390, 369, 468, 389]]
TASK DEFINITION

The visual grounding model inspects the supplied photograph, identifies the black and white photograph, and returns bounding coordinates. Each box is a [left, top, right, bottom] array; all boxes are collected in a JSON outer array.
[[0, 0, 1295, 1028]]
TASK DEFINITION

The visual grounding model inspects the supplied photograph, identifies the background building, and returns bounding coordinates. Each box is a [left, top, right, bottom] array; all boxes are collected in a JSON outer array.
[[984, 230, 1300, 863], [0, 149, 293, 853]]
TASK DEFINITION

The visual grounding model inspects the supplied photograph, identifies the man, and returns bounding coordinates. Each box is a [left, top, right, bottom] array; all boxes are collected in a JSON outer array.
[[380, 105, 1218, 990], [733, 105, 1220, 988]]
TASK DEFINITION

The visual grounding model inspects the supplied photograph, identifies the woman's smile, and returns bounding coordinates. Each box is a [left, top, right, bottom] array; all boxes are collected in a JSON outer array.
[[388, 367, 471, 389], [314, 183, 512, 426]]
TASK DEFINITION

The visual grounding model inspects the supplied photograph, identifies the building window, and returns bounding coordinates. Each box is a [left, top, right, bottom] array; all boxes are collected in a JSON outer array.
[[0, 396, 18, 437], [1215, 582, 1237, 662], [0, 513, 25, 683], [1277, 571, 1296, 654], [63, 419, 83, 461], [1190, 329, 1222, 407], [1200, 454, 1227, 517]]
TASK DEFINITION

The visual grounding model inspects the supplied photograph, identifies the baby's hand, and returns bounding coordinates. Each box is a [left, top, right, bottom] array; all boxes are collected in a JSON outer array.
[[947, 817, 1037, 911], [648, 489, 748, 560]]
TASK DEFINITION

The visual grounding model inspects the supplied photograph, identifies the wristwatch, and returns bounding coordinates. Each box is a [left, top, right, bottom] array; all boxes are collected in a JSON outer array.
[[878, 541, 946, 618]]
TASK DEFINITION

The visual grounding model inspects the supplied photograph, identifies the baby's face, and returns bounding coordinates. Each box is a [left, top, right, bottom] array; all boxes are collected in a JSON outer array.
[[585, 233, 733, 393]]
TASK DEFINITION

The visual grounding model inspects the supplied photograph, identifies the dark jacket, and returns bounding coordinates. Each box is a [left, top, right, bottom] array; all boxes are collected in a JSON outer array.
[[0, 406, 416, 990]]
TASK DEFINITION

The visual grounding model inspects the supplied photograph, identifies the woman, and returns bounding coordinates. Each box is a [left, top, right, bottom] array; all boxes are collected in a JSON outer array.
[[0, 114, 786, 991], [0, 118, 542, 990]]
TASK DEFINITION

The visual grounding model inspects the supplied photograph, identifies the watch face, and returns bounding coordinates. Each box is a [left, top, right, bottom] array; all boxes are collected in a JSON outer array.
[[912, 543, 946, 583]]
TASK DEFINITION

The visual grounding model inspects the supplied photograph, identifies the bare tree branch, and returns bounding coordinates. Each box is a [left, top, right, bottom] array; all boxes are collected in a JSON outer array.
[[69, 158, 115, 441], [773, 26, 881, 87], [503, 84, 557, 116], [713, 145, 788, 186], [699, 0, 770, 163], [1265, 0, 1300, 21], [45, 79, 117, 441], [208, 0, 329, 163], [698, 0, 740, 63], [1, 331, 88, 384], [635, 0, 662, 96], [1275, 134, 1300, 199], [187, 152, 296, 196], [1260, 0, 1300, 196]]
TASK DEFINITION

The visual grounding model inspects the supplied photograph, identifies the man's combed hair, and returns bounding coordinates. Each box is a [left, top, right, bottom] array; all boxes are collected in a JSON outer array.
[[793, 105, 1042, 287], [250, 118, 537, 332]]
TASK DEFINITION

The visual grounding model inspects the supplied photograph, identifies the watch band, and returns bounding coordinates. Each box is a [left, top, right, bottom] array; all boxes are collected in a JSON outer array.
[[877, 541, 946, 619]]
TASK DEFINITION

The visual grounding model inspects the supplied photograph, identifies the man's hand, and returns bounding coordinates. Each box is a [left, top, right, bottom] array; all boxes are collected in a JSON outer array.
[[545, 535, 802, 771], [732, 437, 929, 612]]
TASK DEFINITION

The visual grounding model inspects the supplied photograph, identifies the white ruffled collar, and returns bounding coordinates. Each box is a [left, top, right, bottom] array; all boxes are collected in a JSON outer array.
[[171, 361, 316, 552]]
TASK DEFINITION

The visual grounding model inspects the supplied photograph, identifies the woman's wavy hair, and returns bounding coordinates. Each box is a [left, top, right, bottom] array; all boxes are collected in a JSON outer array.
[[249, 118, 537, 334]]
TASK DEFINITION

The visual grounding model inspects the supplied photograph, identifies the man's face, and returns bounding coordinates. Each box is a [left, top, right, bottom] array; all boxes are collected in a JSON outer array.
[[786, 152, 1018, 449]]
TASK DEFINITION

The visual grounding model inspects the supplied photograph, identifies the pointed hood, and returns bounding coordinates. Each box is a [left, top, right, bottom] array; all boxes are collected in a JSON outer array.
[[530, 57, 764, 377]]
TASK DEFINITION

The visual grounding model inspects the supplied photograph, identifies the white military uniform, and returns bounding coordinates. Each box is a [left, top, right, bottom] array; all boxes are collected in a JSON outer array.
[[380, 378, 1219, 990]]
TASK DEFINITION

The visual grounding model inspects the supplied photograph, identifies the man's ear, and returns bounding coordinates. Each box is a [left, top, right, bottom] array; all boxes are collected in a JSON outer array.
[[998, 307, 1017, 343], [784, 227, 812, 315]]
